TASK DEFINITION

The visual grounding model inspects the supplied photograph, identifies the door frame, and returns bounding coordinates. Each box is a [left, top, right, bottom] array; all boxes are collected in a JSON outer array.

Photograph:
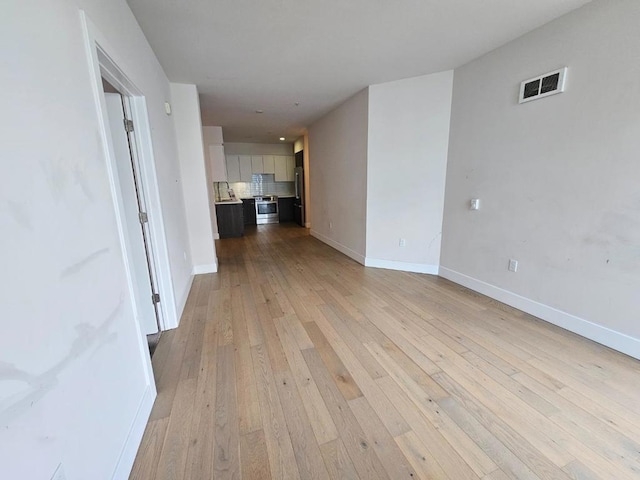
[[80, 11, 179, 334]]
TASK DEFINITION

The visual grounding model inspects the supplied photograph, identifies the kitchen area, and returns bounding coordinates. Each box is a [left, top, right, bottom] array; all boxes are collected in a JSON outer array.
[[204, 127, 306, 239]]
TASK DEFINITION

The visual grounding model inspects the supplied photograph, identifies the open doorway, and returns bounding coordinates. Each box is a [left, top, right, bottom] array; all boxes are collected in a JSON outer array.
[[101, 79, 162, 355]]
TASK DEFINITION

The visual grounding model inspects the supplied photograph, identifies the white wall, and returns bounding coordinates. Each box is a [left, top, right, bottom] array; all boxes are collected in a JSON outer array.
[[366, 71, 453, 273], [441, 0, 640, 357], [0, 1, 192, 478], [308, 89, 369, 262], [224, 142, 293, 156], [171, 83, 217, 274]]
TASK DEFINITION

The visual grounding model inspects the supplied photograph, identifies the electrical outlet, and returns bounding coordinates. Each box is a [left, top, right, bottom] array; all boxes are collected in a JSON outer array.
[[508, 259, 518, 272], [51, 464, 66, 480], [470, 198, 480, 210], [399, 238, 406, 247]]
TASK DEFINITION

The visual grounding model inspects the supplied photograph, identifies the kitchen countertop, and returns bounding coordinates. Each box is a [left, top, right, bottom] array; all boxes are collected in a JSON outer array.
[[214, 199, 242, 205]]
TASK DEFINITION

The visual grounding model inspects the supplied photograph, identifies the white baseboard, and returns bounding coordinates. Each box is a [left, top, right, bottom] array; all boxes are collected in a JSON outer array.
[[365, 258, 439, 275], [305, 222, 311, 228], [111, 385, 155, 480], [213, 232, 220, 240], [310, 230, 365, 265], [192, 259, 218, 275], [439, 267, 640, 360]]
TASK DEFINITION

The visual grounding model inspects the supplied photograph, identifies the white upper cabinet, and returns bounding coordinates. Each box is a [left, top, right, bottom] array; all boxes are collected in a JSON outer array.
[[274, 155, 288, 181], [262, 155, 275, 174], [210, 145, 227, 181], [251, 155, 263, 173], [239, 155, 252, 181], [226, 155, 241, 182]]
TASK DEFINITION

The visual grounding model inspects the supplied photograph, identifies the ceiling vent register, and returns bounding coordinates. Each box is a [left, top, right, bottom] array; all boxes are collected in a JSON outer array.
[[519, 67, 567, 103]]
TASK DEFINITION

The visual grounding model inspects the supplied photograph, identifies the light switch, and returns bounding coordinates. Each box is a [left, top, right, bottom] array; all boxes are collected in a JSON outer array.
[[470, 198, 480, 210]]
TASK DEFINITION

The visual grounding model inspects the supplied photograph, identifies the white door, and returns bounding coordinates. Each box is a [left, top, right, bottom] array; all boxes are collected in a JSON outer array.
[[105, 92, 160, 335]]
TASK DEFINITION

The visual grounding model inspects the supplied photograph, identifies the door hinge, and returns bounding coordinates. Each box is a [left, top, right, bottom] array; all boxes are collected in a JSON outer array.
[[138, 211, 148, 224], [152, 293, 161, 304], [124, 119, 134, 132]]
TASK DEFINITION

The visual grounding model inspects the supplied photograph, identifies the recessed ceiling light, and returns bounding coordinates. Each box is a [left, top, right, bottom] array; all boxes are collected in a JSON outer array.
[[279, 137, 285, 141], [255, 110, 264, 114]]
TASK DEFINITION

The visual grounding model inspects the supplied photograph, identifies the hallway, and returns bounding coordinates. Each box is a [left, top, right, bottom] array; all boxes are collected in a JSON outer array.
[[130, 224, 640, 479]]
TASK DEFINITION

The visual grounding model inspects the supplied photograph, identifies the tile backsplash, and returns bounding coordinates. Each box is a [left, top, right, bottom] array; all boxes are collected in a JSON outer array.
[[215, 174, 294, 199]]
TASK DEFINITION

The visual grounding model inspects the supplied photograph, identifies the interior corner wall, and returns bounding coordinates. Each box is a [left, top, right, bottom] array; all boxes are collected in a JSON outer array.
[[441, 0, 640, 358], [170, 83, 217, 274], [0, 0, 192, 478], [308, 89, 369, 263], [366, 71, 453, 274]]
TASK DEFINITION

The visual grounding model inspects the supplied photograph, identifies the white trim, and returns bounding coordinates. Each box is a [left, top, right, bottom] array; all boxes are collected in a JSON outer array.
[[310, 230, 365, 265], [213, 232, 220, 240], [364, 258, 439, 275], [110, 385, 154, 480], [128, 97, 178, 329], [305, 222, 311, 228], [439, 267, 640, 360], [175, 274, 195, 326], [193, 260, 218, 275]]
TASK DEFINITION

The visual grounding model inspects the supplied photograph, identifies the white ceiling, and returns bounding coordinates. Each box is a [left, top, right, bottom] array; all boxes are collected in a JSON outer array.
[[127, 0, 591, 143]]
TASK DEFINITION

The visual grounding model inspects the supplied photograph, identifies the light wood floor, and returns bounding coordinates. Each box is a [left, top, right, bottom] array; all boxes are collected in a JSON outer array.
[[130, 224, 640, 480]]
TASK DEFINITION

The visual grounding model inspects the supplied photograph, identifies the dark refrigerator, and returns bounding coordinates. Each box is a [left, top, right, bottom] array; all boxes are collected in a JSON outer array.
[[293, 166, 305, 227]]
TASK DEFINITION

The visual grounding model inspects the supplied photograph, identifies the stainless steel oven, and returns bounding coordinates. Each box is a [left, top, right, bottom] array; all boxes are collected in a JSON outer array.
[[255, 195, 279, 224]]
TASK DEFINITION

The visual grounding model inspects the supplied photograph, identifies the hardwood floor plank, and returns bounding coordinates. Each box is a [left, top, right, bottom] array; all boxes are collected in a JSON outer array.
[[432, 372, 572, 480], [314, 306, 411, 437], [240, 429, 272, 480], [274, 369, 331, 479], [377, 376, 485, 479], [395, 430, 453, 480], [213, 344, 241, 478], [155, 378, 197, 480], [348, 396, 417, 479], [319, 439, 359, 480], [231, 285, 262, 435], [303, 348, 391, 480], [129, 417, 169, 480], [130, 226, 640, 480], [365, 341, 497, 476], [251, 344, 300, 480], [183, 295, 218, 479], [303, 321, 364, 401], [273, 317, 338, 445]]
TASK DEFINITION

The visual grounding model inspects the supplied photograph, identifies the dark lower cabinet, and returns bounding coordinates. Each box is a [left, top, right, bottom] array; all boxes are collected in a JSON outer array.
[[242, 198, 256, 225], [278, 197, 294, 222], [216, 203, 244, 238]]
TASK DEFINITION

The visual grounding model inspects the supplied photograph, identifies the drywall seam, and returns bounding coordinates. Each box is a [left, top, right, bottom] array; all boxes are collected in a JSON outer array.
[[439, 267, 640, 360], [364, 258, 439, 275], [310, 230, 365, 265]]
